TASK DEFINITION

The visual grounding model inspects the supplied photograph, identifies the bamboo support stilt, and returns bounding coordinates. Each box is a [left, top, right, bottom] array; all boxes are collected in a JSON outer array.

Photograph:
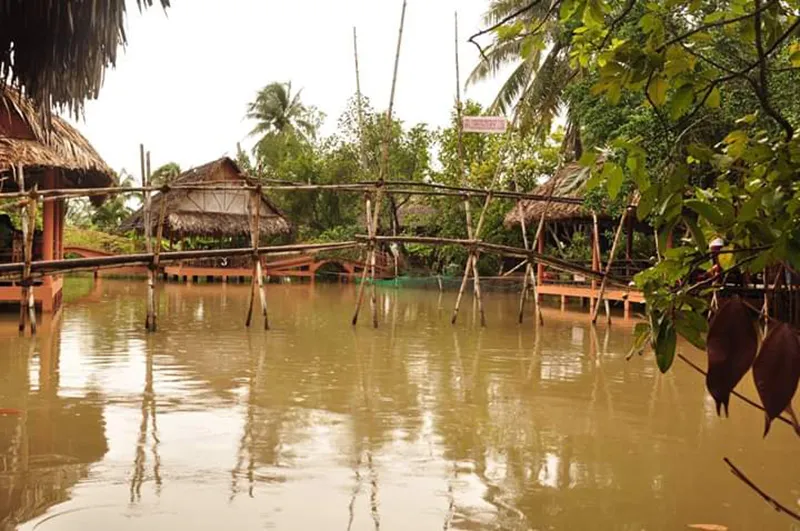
[[367, 0, 407, 329], [21, 185, 38, 335], [351, 27, 371, 326], [451, 254, 474, 325], [143, 148, 156, 332], [15, 165, 29, 334], [149, 191, 167, 332], [591, 212, 611, 324], [591, 202, 632, 324], [352, 195, 372, 326], [515, 176, 544, 326], [246, 187, 268, 329]]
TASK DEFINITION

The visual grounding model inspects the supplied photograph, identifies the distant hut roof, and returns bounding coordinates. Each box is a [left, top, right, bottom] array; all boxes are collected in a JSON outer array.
[[0, 87, 115, 195], [398, 200, 437, 228], [504, 162, 603, 227], [119, 157, 292, 238]]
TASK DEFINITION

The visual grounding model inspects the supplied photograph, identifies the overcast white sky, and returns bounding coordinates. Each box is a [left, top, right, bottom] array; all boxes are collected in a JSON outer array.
[[69, 0, 507, 182]]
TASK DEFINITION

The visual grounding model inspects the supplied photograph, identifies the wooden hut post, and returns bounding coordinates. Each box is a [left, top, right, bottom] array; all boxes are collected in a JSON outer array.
[[143, 148, 156, 332]]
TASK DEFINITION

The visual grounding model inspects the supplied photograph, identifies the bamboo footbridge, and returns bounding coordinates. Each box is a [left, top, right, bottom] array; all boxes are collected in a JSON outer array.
[[1, 3, 641, 335]]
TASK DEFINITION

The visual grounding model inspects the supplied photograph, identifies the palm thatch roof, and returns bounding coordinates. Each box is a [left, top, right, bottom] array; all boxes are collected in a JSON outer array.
[[0, 0, 169, 119], [397, 200, 437, 227], [504, 162, 602, 227], [119, 157, 292, 239], [0, 87, 115, 200]]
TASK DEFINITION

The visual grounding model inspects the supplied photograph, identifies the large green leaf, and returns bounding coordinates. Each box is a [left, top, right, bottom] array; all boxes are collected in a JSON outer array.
[[655, 319, 678, 373], [685, 199, 725, 226], [603, 162, 624, 199], [648, 76, 668, 106]]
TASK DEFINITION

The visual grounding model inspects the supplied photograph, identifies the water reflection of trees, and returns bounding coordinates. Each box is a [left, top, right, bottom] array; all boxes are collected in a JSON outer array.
[[0, 314, 108, 530], [20, 281, 766, 529]]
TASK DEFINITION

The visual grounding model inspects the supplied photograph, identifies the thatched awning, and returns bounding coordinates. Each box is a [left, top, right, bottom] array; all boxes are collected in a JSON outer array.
[[504, 162, 602, 227], [0, 87, 115, 195], [119, 157, 291, 239], [0, 0, 169, 119]]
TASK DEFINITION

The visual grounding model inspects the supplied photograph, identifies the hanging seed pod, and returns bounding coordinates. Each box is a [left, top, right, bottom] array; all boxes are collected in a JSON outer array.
[[752, 323, 800, 437], [706, 296, 758, 416]]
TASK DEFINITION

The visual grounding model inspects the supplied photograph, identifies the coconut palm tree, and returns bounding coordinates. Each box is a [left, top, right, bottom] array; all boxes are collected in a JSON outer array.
[[245, 82, 317, 144], [150, 162, 181, 187], [467, 0, 578, 152]]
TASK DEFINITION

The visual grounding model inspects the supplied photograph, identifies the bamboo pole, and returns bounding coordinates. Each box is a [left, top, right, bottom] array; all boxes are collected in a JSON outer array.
[[591, 212, 611, 323], [246, 187, 268, 329], [452, 12, 486, 326], [352, 195, 372, 326], [255, 188, 269, 329], [351, 27, 371, 326], [366, 0, 406, 329], [15, 165, 27, 333], [144, 149, 156, 332], [0, 180, 591, 205], [356, 235, 629, 287], [0, 241, 363, 279], [591, 202, 632, 324]]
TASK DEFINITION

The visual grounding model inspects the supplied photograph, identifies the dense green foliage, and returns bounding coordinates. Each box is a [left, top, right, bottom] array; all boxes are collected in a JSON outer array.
[[473, 0, 800, 372]]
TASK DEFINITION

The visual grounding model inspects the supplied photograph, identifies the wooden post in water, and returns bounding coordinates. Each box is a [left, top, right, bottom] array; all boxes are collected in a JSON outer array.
[[352, 194, 373, 325], [451, 12, 485, 327], [143, 147, 156, 332], [150, 189, 167, 332], [246, 187, 268, 329], [17, 167, 38, 336], [15, 165, 28, 333], [352, 1, 407, 328]]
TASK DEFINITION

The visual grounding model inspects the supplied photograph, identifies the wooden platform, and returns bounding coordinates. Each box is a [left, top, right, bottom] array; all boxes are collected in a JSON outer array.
[[538, 282, 643, 317]]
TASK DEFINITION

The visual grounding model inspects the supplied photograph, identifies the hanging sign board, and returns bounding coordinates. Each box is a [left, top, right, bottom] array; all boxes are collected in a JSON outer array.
[[462, 116, 507, 134]]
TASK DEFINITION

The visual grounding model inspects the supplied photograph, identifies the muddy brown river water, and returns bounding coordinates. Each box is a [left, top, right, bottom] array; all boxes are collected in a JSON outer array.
[[0, 278, 798, 530]]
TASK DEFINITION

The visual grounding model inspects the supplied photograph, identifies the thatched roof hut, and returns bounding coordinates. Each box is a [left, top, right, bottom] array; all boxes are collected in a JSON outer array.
[[0, 0, 169, 118], [0, 87, 116, 197], [504, 162, 601, 228], [119, 157, 291, 239]]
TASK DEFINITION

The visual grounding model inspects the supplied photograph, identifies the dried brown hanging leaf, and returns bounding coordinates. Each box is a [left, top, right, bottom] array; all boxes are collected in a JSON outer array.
[[752, 323, 800, 437], [706, 296, 758, 416]]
